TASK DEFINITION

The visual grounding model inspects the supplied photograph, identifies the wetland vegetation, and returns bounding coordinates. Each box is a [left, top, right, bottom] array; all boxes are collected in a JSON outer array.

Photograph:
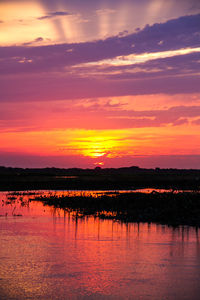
[[32, 190, 200, 227], [1, 166, 200, 227]]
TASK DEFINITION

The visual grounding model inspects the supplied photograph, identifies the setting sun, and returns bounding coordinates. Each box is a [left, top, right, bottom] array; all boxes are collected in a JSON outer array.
[[0, 0, 200, 169], [65, 132, 121, 159], [1, 1, 200, 299]]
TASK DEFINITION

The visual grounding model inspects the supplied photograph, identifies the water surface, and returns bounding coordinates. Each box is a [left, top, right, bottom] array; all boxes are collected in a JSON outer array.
[[0, 191, 200, 300]]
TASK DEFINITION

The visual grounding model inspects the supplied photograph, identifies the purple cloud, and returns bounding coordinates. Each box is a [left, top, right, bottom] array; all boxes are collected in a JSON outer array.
[[81, 52, 200, 82], [192, 118, 200, 125], [0, 72, 199, 103], [0, 14, 199, 73], [37, 11, 71, 20], [0, 99, 199, 130], [0, 14, 200, 102], [23, 37, 44, 46]]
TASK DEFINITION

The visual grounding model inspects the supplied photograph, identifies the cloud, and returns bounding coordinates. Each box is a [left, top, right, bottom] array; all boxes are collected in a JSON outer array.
[[0, 72, 199, 103], [22, 37, 44, 46], [96, 8, 116, 15], [37, 11, 71, 20], [1, 96, 200, 130], [97, 105, 200, 128], [1, 151, 200, 169], [34, 37, 44, 42], [191, 118, 200, 125], [0, 14, 199, 73], [74, 52, 200, 81], [0, 14, 200, 101]]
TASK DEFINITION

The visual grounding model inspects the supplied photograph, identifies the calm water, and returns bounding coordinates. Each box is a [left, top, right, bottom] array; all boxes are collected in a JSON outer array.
[[1, 191, 200, 300]]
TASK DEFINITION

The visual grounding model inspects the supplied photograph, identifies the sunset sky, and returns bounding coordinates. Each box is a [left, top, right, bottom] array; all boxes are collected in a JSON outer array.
[[0, 0, 200, 168]]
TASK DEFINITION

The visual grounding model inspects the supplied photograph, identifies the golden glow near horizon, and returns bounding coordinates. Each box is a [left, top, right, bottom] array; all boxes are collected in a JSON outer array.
[[64, 134, 121, 158], [1, 126, 200, 164], [0, 92, 200, 166], [0, 1, 200, 168], [0, 93, 200, 167]]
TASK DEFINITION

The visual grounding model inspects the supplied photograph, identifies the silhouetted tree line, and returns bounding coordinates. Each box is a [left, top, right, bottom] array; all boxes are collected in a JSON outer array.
[[0, 166, 199, 191]]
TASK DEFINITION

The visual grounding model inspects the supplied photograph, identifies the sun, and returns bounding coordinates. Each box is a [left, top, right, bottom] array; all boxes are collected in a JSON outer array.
[[79, 136, 116, 158], [62, 130, 121, 159]]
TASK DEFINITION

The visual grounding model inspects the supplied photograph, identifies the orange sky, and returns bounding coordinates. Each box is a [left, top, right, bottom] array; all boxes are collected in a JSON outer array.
[[0, 1, 200, 168]]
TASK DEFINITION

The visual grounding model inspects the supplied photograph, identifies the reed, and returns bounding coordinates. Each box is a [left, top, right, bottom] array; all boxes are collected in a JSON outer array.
[[33, 191, 200, 227]]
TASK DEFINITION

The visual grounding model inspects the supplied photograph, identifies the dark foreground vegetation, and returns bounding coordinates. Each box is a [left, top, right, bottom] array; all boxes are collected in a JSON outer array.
[[33, 191, 200, 227], [0, 166, 200, 190]]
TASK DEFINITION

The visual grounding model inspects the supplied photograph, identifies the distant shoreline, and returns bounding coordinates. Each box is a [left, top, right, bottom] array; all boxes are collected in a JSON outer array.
[[0, 166, 200, 191]]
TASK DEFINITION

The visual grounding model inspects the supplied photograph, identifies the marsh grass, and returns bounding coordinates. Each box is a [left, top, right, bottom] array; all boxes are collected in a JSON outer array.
[[33, 191, 200, 227]]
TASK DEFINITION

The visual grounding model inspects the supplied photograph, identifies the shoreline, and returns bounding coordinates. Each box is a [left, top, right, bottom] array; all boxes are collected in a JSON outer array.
[[0, 167, 200, 191]]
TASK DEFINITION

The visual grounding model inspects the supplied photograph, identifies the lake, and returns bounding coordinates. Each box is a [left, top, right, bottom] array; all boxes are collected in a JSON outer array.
[[0, 191, 200, 299]]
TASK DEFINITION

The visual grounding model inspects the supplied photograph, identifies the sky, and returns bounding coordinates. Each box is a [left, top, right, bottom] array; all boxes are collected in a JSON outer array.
[[0, 0, 200, 169]]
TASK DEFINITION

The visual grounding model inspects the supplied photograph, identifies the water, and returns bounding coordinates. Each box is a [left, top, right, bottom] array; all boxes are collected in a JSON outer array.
[[3, 187, 195, 199], [0, 191, 200, 300]]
